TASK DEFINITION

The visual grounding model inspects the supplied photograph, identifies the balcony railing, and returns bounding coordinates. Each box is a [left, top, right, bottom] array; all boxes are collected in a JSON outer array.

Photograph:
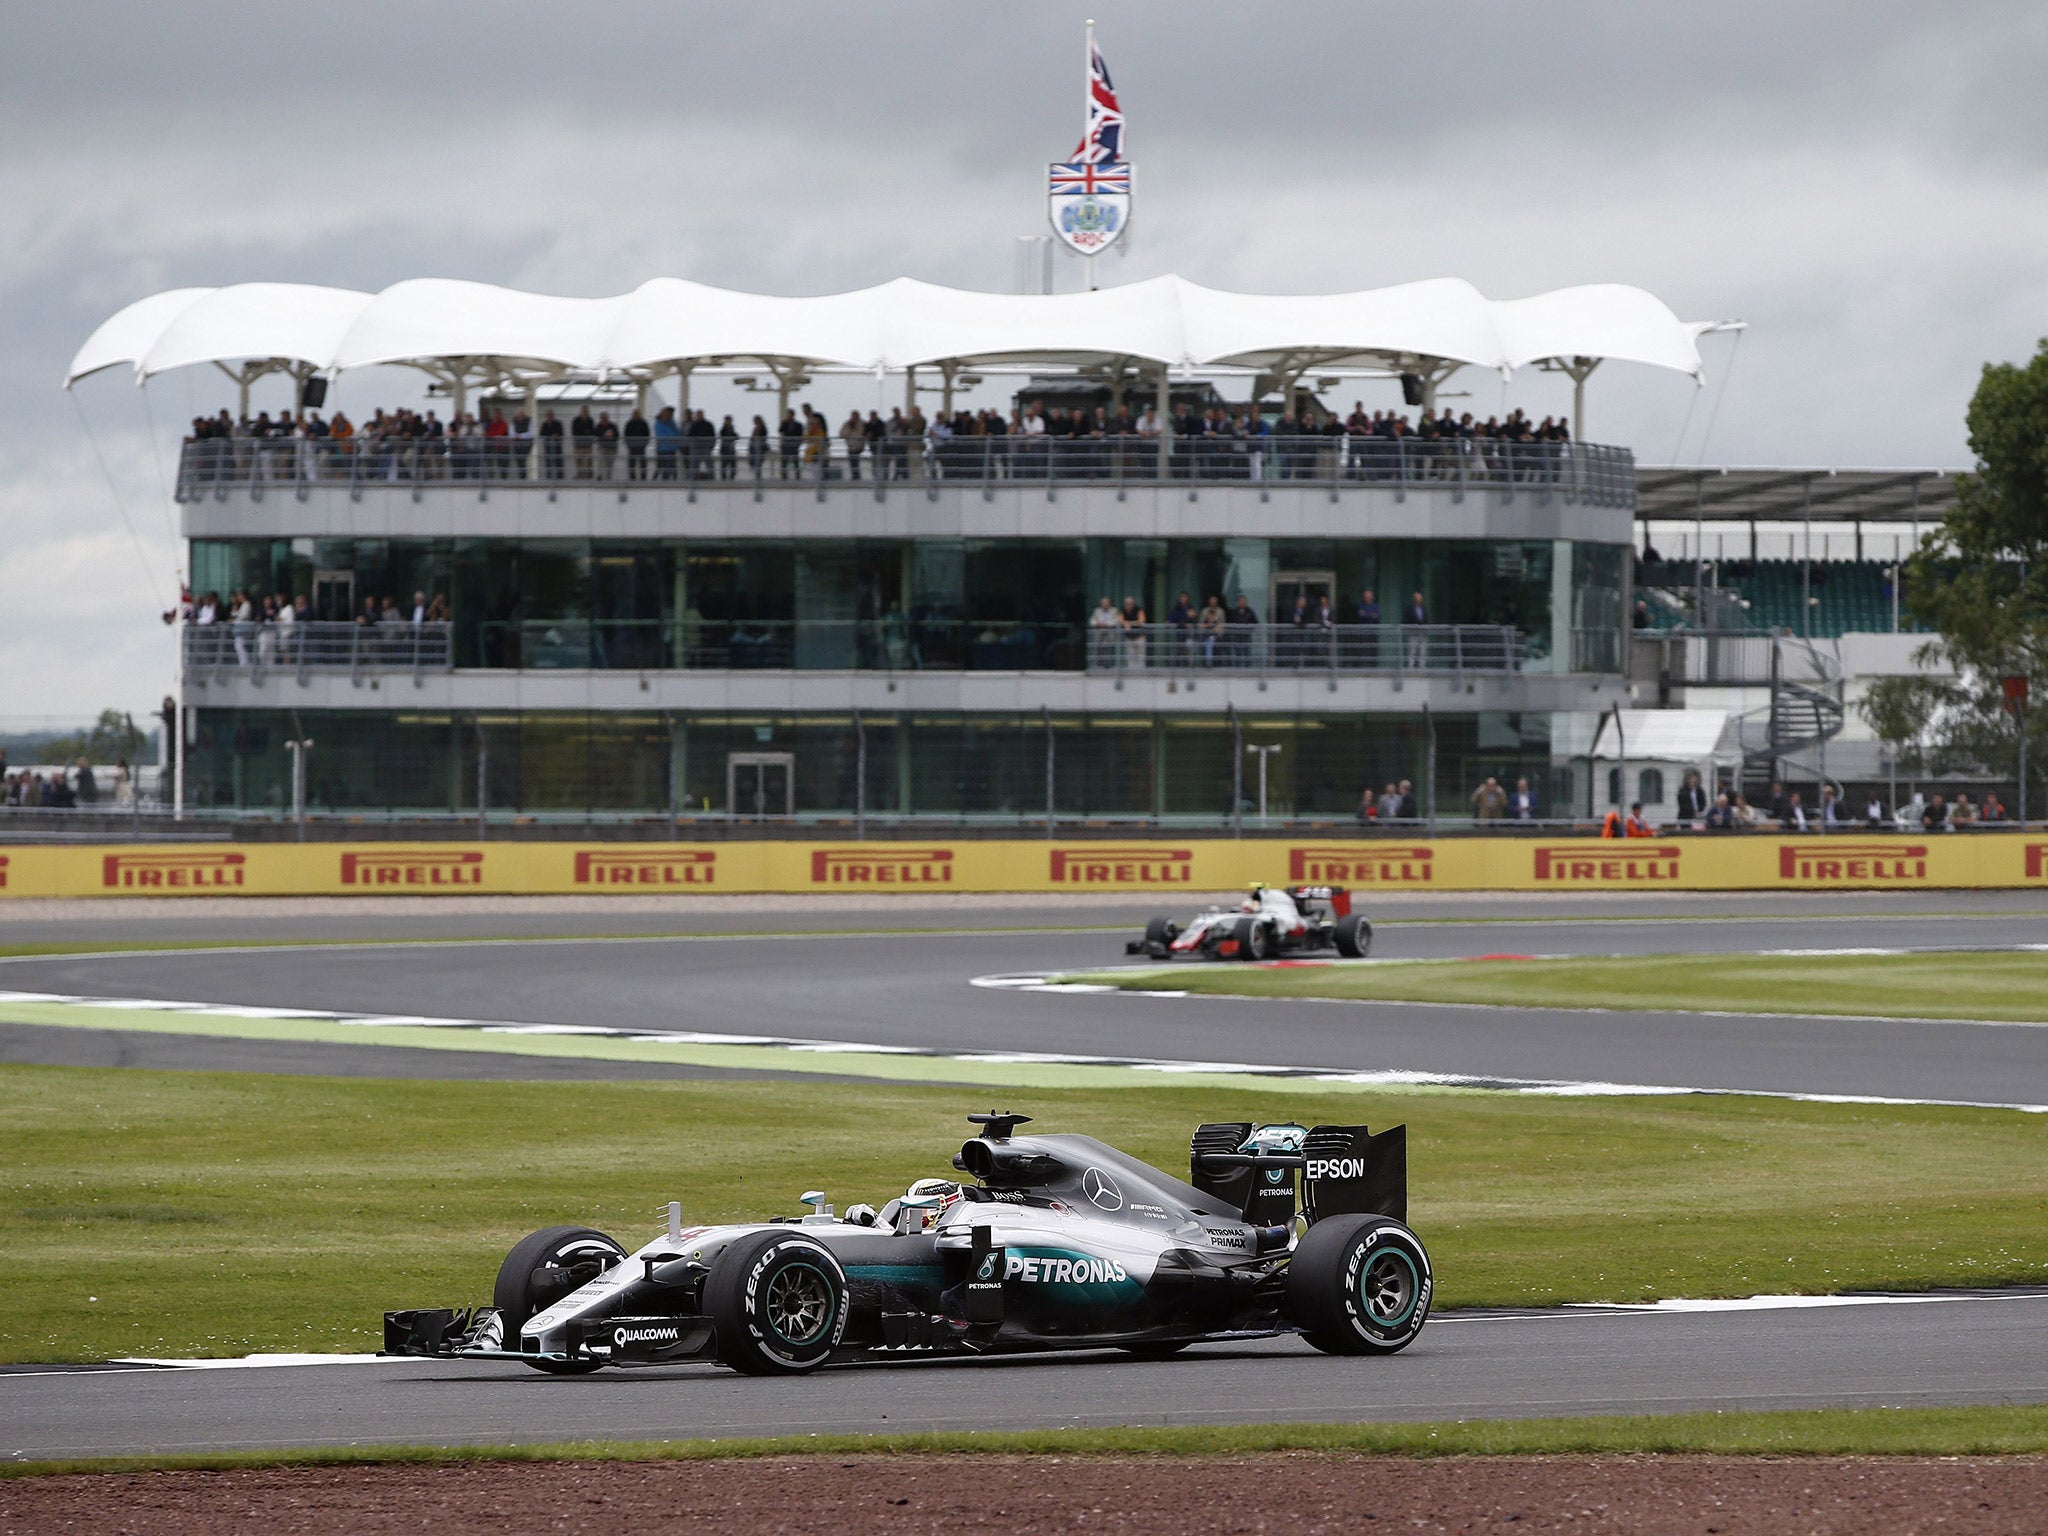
[[174, 433, 1635, 507], [185, 618, 1539, 680], [183, 620, 451, 683]]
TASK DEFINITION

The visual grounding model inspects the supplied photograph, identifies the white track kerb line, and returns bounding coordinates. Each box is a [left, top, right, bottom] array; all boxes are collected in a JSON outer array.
[[4, 986, 2046, 1112]]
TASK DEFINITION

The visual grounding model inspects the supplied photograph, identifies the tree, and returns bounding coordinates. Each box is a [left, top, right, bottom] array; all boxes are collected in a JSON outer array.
[[1857, 672, 1955, 779], [32, 710, 150, 767], [1904, 339, 2048, 805]]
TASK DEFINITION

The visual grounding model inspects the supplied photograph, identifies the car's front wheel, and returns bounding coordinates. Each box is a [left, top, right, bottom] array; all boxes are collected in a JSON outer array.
[[1285, 1214, 1431, 1355], [705, 1231, 850, 1375], [493, 1225, 628, 1374], [1143, 916, 1180, 958], [1232, 916, 1271, 961]]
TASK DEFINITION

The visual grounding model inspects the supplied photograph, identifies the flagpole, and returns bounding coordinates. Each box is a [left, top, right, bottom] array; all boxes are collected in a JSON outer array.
[[1085, 19, 1098, 292]]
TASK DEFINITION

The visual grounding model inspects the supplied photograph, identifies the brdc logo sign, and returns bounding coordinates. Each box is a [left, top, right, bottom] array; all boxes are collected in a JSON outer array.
[[1048, 848, 1192, 885], [1531, 845, 1682, 884], [102, 852, 246, 890], [1289, 847, 1434, 884], [339, 851, 484, 888], [1777, 842, 1928, 883], [2025, 844, 2048, 881], [573, 850, 716, 887], [810, 848, 953, 886]]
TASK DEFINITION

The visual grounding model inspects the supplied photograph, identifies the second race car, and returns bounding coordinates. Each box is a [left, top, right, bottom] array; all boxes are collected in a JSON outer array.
[[1127, 884, 1372, 961]]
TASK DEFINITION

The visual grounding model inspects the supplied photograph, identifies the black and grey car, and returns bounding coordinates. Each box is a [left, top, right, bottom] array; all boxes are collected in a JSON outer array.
[[384, 1113, 1429, 1375]]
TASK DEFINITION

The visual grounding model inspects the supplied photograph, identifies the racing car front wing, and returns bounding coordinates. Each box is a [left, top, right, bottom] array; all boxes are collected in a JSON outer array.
[[382, 1307, 717, 1367]]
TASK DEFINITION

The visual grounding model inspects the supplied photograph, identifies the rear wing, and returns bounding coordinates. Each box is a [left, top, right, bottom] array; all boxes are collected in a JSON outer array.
[[1189, 1120, 1405, 1228], [1286, 884, 1352, 917]]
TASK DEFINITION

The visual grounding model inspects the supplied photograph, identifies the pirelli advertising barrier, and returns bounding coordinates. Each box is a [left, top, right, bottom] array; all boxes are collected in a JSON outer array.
[[1, 836, 2046, 898]]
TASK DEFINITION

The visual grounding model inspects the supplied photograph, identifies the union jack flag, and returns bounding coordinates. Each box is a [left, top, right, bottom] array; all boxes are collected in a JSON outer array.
[[1048, 161, 1132, 196], [1071, 36, 1124, 163]]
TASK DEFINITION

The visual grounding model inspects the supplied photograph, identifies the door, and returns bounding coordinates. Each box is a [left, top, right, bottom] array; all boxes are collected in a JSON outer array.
[[1270, 570, 1335, 668], [726, 752, 795, 819], [312, 569, 355, 622]]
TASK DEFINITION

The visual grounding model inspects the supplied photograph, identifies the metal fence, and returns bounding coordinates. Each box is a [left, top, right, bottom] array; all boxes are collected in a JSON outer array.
[[175, 433, 1635, 507], [182, 621, 451, 683], [343, 619, 1530, 678]]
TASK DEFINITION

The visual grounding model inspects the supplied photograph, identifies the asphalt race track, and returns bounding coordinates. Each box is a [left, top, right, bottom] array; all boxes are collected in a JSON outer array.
[[3, 894, 2046, 1104], [4, 891, 2047, 1453], [7, 1293, 2048, 1459]]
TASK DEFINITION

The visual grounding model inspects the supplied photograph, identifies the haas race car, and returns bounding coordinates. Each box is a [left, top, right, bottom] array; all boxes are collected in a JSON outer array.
[[1129, 884, 1372, 962], [383, 1113, 1428, 1375]]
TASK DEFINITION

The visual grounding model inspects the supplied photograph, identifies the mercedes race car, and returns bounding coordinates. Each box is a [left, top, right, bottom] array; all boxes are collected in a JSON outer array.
[[384, 1113, 1428, 1375], [1128, 884, 1372, 961]]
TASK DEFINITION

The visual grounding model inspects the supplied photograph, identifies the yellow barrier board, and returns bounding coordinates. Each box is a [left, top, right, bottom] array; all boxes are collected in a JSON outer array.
[[1, 835, 2046, 897]]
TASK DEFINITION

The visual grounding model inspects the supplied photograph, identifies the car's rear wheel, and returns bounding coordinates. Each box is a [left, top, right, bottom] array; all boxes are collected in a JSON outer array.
[[494, 1225, 628, 1374], [1143, 916, 1179, 957], [1333, 912, 1373, 959], [1233, 916, 1270, 961], [705, 1230, 849, 1375], [1286, 1215, 1430, 1355]]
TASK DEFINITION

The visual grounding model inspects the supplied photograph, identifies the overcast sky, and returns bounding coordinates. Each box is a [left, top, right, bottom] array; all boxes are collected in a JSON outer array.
[[3, 1, 2041, 721]]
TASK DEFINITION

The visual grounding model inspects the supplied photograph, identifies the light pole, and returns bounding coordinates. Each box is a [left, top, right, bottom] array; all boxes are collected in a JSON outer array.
[[1245, 743, 1282, 825], [284, 735, 313, 840]]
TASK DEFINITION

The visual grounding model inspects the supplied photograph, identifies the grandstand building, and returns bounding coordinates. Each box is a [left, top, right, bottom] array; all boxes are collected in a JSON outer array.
[[66, 276, 1833, 828]]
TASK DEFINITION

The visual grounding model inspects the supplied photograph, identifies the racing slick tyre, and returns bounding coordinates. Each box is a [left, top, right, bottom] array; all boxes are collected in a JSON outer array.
[[1333, 912, 1373, 959], [1231, 916, 1271, 962], [705, 1230, 851, 1375], [1143, 916, 1180, 958], [493, 1225, 629, 1374], [1285, 1214, 1431, 1356]]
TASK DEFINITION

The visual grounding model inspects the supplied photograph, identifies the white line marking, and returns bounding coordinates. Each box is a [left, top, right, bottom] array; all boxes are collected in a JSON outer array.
[[106, 1353, 418, 1371]]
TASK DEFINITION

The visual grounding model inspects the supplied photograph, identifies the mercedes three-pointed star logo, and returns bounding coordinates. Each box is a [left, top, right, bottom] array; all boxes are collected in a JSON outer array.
[[1082, 1167, 1123, 1210]]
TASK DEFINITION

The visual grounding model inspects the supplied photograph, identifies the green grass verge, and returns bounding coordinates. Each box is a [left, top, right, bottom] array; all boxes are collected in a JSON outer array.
[[8, 1406, 2048, 1476], [1064, 950, 2048, 1024], [6, 1064, 2046, 1363]]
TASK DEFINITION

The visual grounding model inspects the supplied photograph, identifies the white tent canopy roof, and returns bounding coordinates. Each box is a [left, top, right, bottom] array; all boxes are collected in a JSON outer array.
[[67, 274, 1730, 387], [1591, 709, 1735, 763]]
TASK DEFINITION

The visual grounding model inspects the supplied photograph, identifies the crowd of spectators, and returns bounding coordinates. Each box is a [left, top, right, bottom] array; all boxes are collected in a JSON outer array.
[[166, 587, 450, 668], [0, 749, 133, 810], [179, 399, 1578, 489]]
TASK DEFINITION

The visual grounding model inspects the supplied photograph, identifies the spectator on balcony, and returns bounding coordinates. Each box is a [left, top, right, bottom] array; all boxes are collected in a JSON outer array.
[[1198, 593, 1225, 665], [1088, 597, 1120, 670], [1509, 777, 1537, 820], [595, 412, 620, 480], [1633, 599, 1653, 630], [274, 591, 298, 662], [539, 410, 565, 480], [747, 415, 769, 476], [1782, 791, 1810, 832], [482, 409, 509, 478], [777, 410, 802, 478], [1920, 793, 1949, 832], [1981, 792, 2009, 822], [571, 407, 595, 478], [1226, 593, 1257, 666], [864, 411, 887, 475], [1403, 591, 1428, 668], [687, 409, 717, 479], [1864, 790, 1888, 826], [426, 593, 449, 622], [74, 757, 98, 806], [1167, 592, 1196, 665], [1471, 776, 1507, 821], [1704, 791, 1737, 830], [511, 409, 533, 478], [1396, 779, 1419, 821], [653, 406, 682, 479], [1120, 597, 1148, 670], [717, 415, 738, 480], [802, 406, 829, 478], [230, 589, 256, 666], [1951, 793, 1978, 828], [623, 409, 650, 480]]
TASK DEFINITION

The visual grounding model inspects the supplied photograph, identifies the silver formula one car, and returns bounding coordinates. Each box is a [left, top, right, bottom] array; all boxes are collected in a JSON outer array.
[[383, 1113, 1427, 1375], [1128, 884, 1373, 961]]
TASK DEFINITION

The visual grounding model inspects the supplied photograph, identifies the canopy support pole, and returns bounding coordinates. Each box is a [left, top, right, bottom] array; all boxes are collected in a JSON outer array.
[[1155, 366, 1171, 477]]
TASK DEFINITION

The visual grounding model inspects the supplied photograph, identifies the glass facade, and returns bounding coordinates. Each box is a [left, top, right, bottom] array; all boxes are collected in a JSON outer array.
[[189, 535, 1613, 675], [188, 707, 1560, 822]]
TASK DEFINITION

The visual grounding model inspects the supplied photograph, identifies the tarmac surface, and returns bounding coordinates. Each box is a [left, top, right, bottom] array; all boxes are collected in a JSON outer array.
[[7, 1293, 2048, 1459], [2, 892, 2045, 1104], [5, 890, 2046, 1455]]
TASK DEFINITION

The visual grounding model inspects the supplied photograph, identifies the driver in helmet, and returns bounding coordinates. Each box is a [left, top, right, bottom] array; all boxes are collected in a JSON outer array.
[[867, 1176, 964, 1232]]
